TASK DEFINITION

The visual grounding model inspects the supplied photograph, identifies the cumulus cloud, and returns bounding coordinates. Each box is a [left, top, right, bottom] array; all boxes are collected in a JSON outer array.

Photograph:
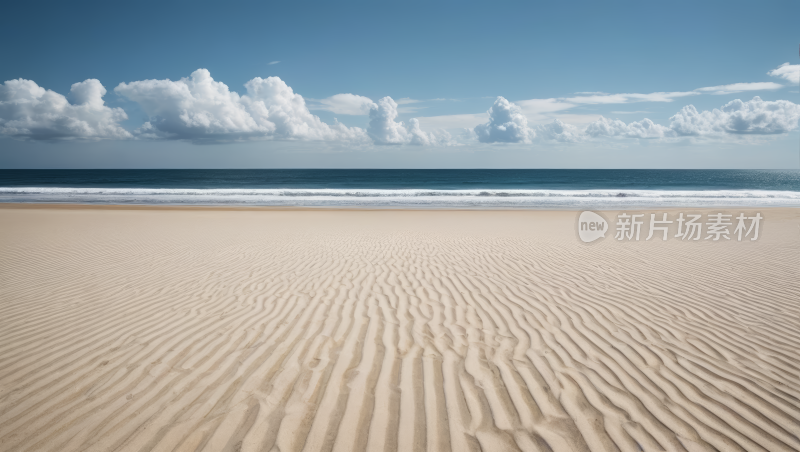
[[668, 96, 800, 136], [471, 98, 589, 143], [115, 69, 264, 139], [472, 95, 800, 144], [6, 65, 795, 149], [472, 97, 536, 143], [0, 78, 131, 140], [585, 117, 672, 139], [510, 79, 787, 127], [316, 93, 376, 115], [115, 69, 368, 142], [586, 97, 800, 140], [244, 76, 367, 141], [534, 120, 584, 142], [768, 63, 799, 84], [476, 91, 698, 138], [367, 97, 409, 144], [367, 96, 452, 145]]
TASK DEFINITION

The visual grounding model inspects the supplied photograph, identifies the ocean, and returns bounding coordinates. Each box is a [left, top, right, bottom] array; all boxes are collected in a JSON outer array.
[[1, 169, 799, 209]]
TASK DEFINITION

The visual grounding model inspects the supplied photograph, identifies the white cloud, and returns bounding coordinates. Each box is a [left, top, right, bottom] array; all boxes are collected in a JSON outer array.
[[0, 78, 131, 140], [562, 91, 698, 105], [586, 96, 800, 139], [395, 98, 421, 105], [367, 97, 407, 144], [513, 80, 785, 126], [5, 63, 795, 149], [585, 117, 672, 139], [558, 81, 786, 105], [367, 96, 452, 145], [514, 99, 604, 127], [269, 61, 280, 65], [510, 92, 698, 128], [316, 93, 376, 115], [622, 118, 673, 139], [244, 76, 368, 141], [470, 96, 800, 144], [472, 98, 590, 143], [468, 70, 793, 142], [393, 98, 429, 114], [407, 118, 448, 145], [695, 82, 783, 95], [115, 69, 368, 142], [473, 97, 535, 143], [534, 119, 584, 142], [669, 96, 800, 136], [115, 69, 264, 139], [515, 98, 576, 124], [768, 63, 799, 84], [561, 83, 784, 105]]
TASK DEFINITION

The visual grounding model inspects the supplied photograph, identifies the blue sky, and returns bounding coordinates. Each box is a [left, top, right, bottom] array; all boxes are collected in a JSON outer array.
[[1, 0, 799, 168]]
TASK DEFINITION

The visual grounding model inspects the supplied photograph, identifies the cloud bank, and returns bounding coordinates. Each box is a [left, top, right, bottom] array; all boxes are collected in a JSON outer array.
[[430, 75, 791, 132], [0, 79, 131, 140], [115, 69, 368, 143], [0, 70, 451, 146], [668, 97, 800, 136], [585, 117, 671, 139], [2, 65, 797, 146], [473, 96, 800, 143]]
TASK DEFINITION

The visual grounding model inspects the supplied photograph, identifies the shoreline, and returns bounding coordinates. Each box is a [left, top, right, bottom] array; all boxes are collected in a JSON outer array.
[[2, 202, 800, 212]]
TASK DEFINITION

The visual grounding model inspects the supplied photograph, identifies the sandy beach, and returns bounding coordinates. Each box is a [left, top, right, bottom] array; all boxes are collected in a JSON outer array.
[[0, 206, 798, 452]]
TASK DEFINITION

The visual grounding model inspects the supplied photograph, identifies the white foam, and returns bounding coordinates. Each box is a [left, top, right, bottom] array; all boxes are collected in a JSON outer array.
[[1, 187, 799, 208]]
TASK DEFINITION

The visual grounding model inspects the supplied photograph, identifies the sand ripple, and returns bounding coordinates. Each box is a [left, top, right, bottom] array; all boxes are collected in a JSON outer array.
[[0, 208, 798, 452]]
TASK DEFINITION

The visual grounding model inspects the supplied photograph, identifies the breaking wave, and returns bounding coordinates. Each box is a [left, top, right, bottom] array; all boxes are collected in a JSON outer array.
[[2, 187, 800, 208]]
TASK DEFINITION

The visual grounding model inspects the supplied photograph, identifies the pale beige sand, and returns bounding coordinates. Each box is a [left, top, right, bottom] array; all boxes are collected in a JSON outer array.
[[0, 206, 799, 452]]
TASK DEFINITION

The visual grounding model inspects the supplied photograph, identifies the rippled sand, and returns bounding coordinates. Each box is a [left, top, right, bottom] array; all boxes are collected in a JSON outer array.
[[1, 206, 798, 452]]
